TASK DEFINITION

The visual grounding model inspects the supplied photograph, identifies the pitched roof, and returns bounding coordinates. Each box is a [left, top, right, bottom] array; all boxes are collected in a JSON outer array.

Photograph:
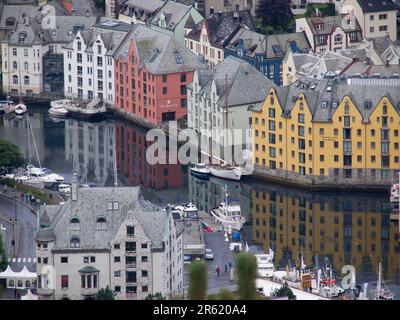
[[186, 10, 256, 48], [196, 56, 276, 107], [254, 75, 400, 123], [116, 24, 206, 74], [305, 14, 362, 35], [36, 186, 171, 251], [149, 0, 193, 31], [357, 0, 397, 12], [119, 0, 164, 21]]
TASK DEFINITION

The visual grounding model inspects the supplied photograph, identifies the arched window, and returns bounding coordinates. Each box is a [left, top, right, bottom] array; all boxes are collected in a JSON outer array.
[[13, 61, 17, 69], [383, 105, 387, 115], [70, 237, 80, 248], [24, 76, 29, 85], [25, 280, 31, 288], [70, 217, 80, 231], [24, 62, 28, 71], [12, 75, 18, 84], [96, 217, 107, 230], [17, 280, 23, 288], [5, 17, 15, 27], [8, 279, 15, 288]]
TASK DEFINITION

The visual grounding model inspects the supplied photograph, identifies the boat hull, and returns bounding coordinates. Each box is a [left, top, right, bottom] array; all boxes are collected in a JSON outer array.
[[210, 209, 244, 231], [209, 166, 242, 181], [190, 168, 210, 180]]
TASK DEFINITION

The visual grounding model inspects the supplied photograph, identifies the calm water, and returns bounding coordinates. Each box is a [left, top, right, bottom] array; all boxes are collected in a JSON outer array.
[[1, 109, 399, 296]]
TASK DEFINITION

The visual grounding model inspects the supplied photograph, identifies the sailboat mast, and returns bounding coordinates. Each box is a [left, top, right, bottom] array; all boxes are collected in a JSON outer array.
[[27, 115, 31, 165], [377, 262, 382, 297], [224, 74, 228, 164], [28, 114, 41, 168]]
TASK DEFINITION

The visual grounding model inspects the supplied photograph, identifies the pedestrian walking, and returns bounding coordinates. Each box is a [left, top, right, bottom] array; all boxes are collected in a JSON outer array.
[[224, 264, 228, 273], [216, 265, 220, 277], [229, 261, 232, 271]]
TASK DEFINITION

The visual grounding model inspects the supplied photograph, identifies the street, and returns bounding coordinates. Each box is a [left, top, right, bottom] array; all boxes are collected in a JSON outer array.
[[0, 194, 37, 272]]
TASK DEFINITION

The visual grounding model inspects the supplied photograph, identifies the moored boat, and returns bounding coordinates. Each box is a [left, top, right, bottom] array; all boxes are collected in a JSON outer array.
[[208, 164, 242, 181], [256, 254, 275, 278], [190, 163, 210, 180]]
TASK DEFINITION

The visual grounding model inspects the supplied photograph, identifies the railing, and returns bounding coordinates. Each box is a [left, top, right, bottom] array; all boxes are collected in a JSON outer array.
[[126, 263, 137, 268], [126, 292, 137, 299]]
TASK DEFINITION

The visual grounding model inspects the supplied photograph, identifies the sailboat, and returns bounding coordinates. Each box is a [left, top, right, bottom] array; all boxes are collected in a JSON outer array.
[[14, 97, 27, 115], [374, 262, 394, 300]]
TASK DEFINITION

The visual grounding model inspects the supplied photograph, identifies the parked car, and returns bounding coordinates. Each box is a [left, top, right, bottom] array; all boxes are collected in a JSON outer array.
[[205, 248, 214, 260]]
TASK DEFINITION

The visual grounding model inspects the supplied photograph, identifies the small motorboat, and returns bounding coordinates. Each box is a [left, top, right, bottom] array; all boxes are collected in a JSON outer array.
[[170, 202, 199, 219], [49, 106, 69, 118], [1, 97, 15, 114], [3, 103, 15, 114], [14, 102, 27, 115], [190, 163, 210, 180]]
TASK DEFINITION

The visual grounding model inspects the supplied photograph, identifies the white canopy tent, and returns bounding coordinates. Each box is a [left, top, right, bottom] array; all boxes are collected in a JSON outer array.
[[0, 265, 37, 289], [21, 289, 38, 300]]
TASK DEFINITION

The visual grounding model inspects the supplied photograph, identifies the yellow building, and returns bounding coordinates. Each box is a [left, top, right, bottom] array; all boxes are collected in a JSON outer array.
[[251, 183, 400, 280], [251, 76, 400, 187]]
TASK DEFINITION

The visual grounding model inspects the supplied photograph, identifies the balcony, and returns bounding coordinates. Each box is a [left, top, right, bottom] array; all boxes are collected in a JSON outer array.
[[125, 278, 137, 284], [126, 263, 137, 269], [81, 287, 98, 296], [37, 287, 54, 297]]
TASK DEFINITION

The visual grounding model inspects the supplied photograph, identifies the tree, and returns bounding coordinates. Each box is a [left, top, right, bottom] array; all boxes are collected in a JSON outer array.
[[0, 234, 8, 272], [235, 252, 257, 300], [0, 139, 24, 168], [145, 292, 166, 300], [272, 282, 296, 299], [256, 0, 293, 33], [95, 286, 116, 300], [188, 261, 207, 300], [218, 288, 235, 300]]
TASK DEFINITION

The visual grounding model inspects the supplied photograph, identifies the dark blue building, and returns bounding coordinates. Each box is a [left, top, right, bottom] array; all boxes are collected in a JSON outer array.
[[224, 28, 311, 86]]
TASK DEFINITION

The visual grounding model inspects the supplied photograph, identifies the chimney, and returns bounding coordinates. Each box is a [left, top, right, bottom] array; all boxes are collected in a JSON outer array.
[[71, 173, 78, 201]]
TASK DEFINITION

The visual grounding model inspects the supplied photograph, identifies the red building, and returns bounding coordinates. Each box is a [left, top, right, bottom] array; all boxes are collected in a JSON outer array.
[[115, 122, 186, 190], [114, 24, 205, 124]]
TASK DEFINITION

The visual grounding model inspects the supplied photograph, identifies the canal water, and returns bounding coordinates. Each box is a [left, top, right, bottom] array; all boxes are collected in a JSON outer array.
[[1, 109, 399, 297]]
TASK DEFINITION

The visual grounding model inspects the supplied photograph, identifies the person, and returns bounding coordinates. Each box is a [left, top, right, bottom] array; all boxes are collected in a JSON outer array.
[[224, 264, 228, 273], [216, 265, 220, 277], [229, 261, 232, 271]]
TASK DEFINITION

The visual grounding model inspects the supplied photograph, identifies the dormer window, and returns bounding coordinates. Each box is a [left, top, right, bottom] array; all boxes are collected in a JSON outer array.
[[96, 217, 107, 230], [70, 217, 80, 231], [365, 101, 371, 109], [70, 237, 80, 248], [107, 202, 119, 210], [321, 100, 328, 108], [316, 23, 324, 30], [77, 41, 81, 51]]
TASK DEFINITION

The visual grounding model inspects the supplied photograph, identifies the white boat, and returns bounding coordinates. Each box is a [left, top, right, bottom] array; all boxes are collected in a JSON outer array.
[[210, 198, 245, 231], [58, 183, 71, 194], [26, 165, 58, 184], [190, 163, 210, 179], [0, 98, 14, 113], [171, 202, 199, 219], [208, 164, 242, 181], [3, 103, 15, 114], [50, 99, 72, 108], [49, 106, 69, 118], [14, 99, 27, 115], [390, 183, 399, 203], [256, 254, 275, 278]]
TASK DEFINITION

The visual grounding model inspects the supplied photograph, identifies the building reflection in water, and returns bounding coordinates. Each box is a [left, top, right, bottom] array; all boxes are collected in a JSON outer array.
[[250, 182, 400, 282], [65, 119, 116, 187], [115, 121, 187, 190]]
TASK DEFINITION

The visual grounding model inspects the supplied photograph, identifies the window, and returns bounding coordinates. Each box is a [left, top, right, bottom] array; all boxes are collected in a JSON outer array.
[[114, 243, 120, 249], [379, 14, 387, 20], [70, 217, 80, 231], [61, 275, 68, 289], [96, 217, 107, 230], [61, 257, 68, 263], [141, 256, 148, 262], [142, 270, 148, 277], [70, 237, 80, 248], [12, 75, 18, 84], [180, 74, 186, 82], [23, 76, 29, 85], [126, 242, 136, 253], [127, 226, 134, 237], [180, 85, 186, 95], [379, 26, 388, 31], [114, 256, 120, 263], [141, 243, 148, 249], [163, 87, 167, 94], [163, 74, 167, 83], [97, 56, 103, 67]]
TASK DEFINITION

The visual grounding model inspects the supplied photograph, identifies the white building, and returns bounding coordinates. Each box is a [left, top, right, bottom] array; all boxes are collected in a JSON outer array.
[[63, 20, 133, 105], [1, 13, 97, 96], [35, 181, 184, 300], [187, 56, 275, 164]]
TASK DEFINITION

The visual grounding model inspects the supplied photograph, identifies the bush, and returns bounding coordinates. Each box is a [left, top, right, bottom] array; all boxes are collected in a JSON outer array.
[[188, 261, 207, 300], [272, 282, 296, 299]]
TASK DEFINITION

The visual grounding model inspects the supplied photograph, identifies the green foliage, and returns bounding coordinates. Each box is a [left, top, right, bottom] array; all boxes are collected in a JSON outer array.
[[235, 253, 257, 300], [188, 261, 207, 300], [0, 139, 24, 168], [218, 288, 235, 300], [95, 286, 115, 300], [0, 234, 8, 272], [256, 0, 294, 33], [145, 292, 166, 300], [272, 282, 296, 299]]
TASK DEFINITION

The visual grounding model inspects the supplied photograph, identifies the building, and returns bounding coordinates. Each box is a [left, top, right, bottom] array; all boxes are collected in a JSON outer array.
[[63, 19, 133, 105], [118, 0, 164, 25], [35, 181, 184, 300], [187, 56, 276, 163], [224, 28, 311, 85], [149, 0, 203, 46], [184, 10, 256, 68], [106, 0, 119, 18], [251, 74, 400, 187], [361, 35, 400, 65], [64, 118, 117, 187], [114, 24, 206, 124], [296, 13, 363, 53], [341, 0, 398, 41], [201, 0, 257, 16], [1, 10, 96, 96], [283, 50, 356, 85]]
